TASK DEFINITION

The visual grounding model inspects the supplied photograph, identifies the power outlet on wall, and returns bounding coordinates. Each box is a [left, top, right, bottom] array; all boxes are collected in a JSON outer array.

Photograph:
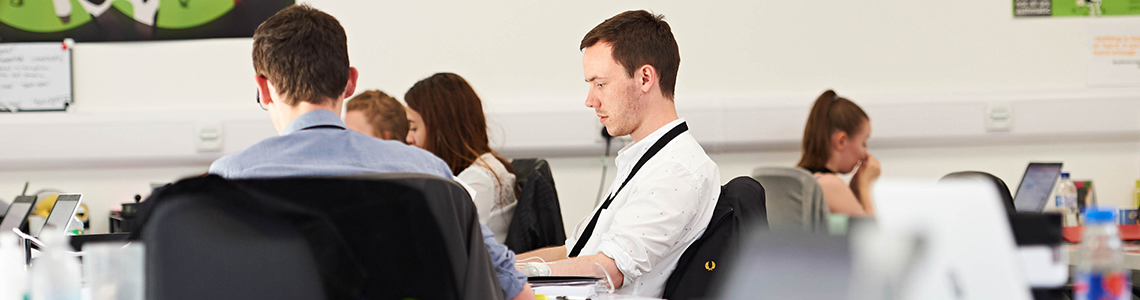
[[985, 102, 1013, 132], [195, 123, 224, 152]]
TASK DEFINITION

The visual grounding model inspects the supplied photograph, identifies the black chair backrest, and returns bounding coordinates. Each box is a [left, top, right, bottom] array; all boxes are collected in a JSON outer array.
[[939, 171, 1016, 215], [662, 176, 767, 300], [143, 194, 327, 300], [506, 158, 567, 253], [136, 174, 502, 300]]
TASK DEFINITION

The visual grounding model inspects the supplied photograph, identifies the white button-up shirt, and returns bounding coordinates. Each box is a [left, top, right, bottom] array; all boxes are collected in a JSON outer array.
[[565, 118, 720, 297]]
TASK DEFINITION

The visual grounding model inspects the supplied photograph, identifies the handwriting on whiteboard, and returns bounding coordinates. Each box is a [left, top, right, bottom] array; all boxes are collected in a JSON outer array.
[[0, 42, 72, 112]]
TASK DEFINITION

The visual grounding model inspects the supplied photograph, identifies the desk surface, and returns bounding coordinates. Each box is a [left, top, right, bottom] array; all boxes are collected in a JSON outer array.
[[1065, 244, 1140, 270]]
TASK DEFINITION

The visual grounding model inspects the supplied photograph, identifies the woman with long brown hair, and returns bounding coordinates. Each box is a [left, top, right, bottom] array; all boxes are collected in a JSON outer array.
[[405, 72, 518, 243], [797, 90, 880, 216]]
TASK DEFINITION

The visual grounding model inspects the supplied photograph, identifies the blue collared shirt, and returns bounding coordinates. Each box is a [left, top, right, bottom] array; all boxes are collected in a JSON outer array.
[[209, 110, 527, 298]]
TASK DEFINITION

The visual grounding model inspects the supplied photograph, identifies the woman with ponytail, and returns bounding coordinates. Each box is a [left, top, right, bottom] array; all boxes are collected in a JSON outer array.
[[797, 90, 880, 216]]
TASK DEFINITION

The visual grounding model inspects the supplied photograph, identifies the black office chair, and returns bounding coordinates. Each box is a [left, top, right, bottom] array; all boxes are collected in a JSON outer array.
[[142, 192, 327, 300], [506, 158, 567, 253], [939, 171, 1016, 215], [663, 176, 767, 300], [134, 174, 502, 300]]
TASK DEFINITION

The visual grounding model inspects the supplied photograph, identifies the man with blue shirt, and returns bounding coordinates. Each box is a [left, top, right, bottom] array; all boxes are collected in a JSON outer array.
[[208, 5, 534, 300]]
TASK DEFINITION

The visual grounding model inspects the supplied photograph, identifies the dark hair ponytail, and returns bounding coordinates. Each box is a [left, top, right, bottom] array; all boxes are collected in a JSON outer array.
[[796, 90, 869, 170]]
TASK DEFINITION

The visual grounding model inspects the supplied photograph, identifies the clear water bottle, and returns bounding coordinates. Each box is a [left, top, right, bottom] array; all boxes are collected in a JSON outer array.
[[0, 233, 28, 300], [29, 231, 81, 300], [1074, 207, 1130, 300], [1055, 173, 1079, 226]]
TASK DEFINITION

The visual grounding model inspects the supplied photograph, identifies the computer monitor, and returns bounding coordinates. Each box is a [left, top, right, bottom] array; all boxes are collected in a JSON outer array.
[[37, 194, 82, 237], [1012, 162, 1063, 212], [0, 196, 36, 235]]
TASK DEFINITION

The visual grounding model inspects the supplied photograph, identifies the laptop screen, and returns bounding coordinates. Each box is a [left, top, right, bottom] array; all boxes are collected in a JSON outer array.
[[39, 194, 81, 237], [1013, 163, 1063, 212], [0, 197, 34, 235]]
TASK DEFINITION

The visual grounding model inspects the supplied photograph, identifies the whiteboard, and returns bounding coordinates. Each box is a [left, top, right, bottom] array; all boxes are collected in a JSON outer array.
[[0, 42, 73, 112]]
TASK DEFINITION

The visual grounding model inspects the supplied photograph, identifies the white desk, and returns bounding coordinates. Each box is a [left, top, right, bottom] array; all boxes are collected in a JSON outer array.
[[1065, 245, 1140, 270]]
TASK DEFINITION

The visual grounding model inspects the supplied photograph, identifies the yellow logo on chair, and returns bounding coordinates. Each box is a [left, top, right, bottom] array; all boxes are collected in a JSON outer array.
[[704, 261, 716, 271]]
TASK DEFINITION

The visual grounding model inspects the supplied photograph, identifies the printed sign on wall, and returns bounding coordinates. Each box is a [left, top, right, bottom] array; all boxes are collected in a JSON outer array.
[[1015, 0, 1140, 17], [1088, 23, 1140, 87], [0, 0, 294, 43]]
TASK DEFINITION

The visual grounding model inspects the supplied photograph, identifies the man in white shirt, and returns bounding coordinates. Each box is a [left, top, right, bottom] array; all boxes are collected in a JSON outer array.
[[518, 10, 720, 297]]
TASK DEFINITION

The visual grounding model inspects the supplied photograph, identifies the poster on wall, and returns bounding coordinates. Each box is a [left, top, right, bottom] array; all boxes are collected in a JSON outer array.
[[1014, 0, 1140, 17], [0, 0, 294, 43], [1088, 23, 1140, 87]]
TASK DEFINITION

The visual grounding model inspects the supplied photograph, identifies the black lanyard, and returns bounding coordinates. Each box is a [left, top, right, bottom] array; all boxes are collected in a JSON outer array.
[[568, 122, 688, 257]]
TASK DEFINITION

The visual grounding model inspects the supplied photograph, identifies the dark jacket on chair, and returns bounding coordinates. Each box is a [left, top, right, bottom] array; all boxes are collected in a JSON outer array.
[[505, 158, 567, 253], [662, 176, 767, 300]]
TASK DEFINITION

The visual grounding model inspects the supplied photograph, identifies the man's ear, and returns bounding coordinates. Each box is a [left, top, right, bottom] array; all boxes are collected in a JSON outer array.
[[343, 67, 359, 99], [255, 75, 273, 106], [381, 130, 394, 140], [636, 64, 657, 94]]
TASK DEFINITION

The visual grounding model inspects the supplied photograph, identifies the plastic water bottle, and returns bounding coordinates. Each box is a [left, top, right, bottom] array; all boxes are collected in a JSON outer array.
[[0, 233, 28, 300], [1055, 173, 1079, 226], [1074, 207, 1130, 300], [29, 230, 81, 300]]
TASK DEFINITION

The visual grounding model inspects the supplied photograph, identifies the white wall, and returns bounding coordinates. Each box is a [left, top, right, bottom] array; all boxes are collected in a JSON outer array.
[[61, 0, 1126, 113], [3, 0, 1140, 233], [2, 140, 1137, 234], [549, 141, 1140, 232]]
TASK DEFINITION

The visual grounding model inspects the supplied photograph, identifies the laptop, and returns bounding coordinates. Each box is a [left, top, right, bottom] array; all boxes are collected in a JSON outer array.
[[36, 193, 82, 237], [1012, 162, 1063, 212], [0, 196, 36, 235]]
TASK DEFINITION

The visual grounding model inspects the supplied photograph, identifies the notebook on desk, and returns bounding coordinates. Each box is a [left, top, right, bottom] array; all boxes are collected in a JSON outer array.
[[529, 276, 605, 299]]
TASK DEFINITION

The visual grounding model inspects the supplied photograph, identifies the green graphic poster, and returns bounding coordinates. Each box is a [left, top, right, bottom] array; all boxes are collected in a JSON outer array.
[[1014, 0, 1140, 17], [0, 0, 293, 43]]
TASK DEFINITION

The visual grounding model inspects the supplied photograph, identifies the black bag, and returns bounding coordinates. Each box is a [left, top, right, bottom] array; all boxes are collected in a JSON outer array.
[[662, 176, 767, 300]]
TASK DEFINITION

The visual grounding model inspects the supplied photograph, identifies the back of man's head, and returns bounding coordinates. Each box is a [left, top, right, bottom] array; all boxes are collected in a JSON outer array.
[[581, 10, 680, 100], [253, 4, 349, 106], [346, 90, 409, 142]]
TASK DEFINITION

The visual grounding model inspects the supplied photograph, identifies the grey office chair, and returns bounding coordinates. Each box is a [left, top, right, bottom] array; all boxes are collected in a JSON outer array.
[[751, 167, 830, 233]]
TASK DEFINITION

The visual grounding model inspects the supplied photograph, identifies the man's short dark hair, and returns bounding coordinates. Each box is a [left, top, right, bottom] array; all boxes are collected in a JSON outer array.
[[580, 10, 680, 100], [252, 4, 349, 105]]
